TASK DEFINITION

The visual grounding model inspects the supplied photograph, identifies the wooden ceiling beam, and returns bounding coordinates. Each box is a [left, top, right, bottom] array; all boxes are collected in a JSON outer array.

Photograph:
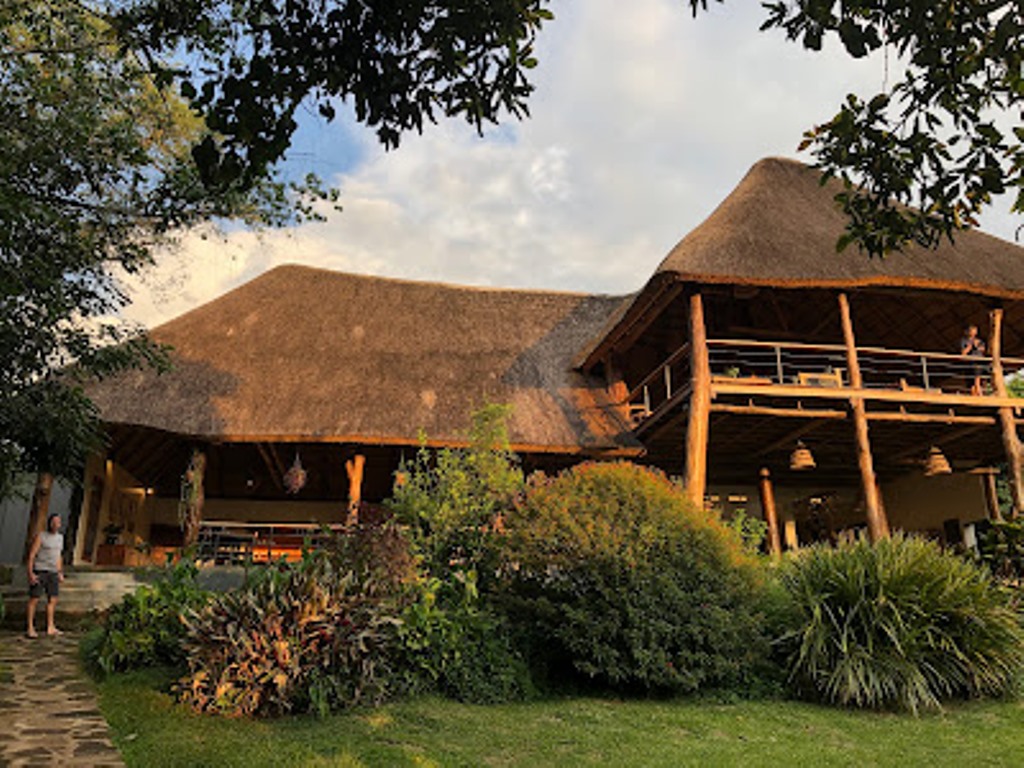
[[891, 423, 992, 462]]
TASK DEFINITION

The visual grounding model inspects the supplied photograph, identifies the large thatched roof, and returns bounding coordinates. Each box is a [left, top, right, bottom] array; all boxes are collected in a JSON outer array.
[[89, 266, 640, 454], [655, 156, 1024, 293], [581, 157, 1024, 367]]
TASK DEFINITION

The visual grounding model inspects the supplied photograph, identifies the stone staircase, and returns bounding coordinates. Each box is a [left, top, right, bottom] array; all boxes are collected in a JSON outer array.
[[1, 567, 142, 626]]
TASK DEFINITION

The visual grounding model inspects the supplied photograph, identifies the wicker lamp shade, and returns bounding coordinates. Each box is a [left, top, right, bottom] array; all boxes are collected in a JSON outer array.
[[789, 441, 816, 471], [923, 446, 952, 476]]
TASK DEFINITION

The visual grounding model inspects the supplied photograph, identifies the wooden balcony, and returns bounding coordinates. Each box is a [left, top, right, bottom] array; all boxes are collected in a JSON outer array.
[[627, 338, 1024, 430]]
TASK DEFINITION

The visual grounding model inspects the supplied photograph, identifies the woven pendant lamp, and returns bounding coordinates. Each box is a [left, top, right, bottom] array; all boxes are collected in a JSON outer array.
[[789, 441, 816, 471], [923, 446, 952, 476]]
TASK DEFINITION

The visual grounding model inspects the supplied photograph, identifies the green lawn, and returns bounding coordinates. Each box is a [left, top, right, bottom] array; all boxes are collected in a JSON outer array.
[[97, 669, 1024, 767]]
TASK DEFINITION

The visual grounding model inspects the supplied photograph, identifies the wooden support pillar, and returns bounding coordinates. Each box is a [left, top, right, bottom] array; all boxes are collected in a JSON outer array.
[[685, 290, 711, 508], [989, 308, 1023, 518], [981, 470, 1003, 522], [758, 468, 782, 559], [838, 292, 889, 541], [22, 471, 54, 563], [345, 454, 366, 525], [874, 479, 891, 538]]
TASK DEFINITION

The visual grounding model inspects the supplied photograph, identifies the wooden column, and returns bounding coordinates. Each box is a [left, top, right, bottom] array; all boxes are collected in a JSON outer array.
[[981, 470, 1004, 522], [345, 454, 366, 525], [758, 468, 782, 558], [22, 471, 54, 563], [838, 292, 889, 541], [685, 290, 711, 508], [989, 308, 1023, 518]]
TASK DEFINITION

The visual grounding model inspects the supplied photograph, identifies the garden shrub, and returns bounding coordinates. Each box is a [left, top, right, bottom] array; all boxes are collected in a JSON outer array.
[[499, 462, 769, 694], [397, 572, 533, 703], [85, 558, 210, 675], [776, 535, 1024, 713], [177, 524, 413, 718], [978, 518, 1024, 587], [388, 403, 523, 582]]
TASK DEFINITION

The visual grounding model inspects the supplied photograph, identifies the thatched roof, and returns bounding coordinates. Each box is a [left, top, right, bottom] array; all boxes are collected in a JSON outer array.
[[89, 266, 640, 454], [581, 157, 1024, 366], [656, 157, 1024, 293]]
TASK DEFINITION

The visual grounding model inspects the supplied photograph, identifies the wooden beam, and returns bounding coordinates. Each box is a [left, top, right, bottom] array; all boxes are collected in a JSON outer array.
[[345, 454, 366, 525], [581, 281, 684, 370], [758, 468, 782, 559], [711, 403, 847, 420], [711, 381, 1024, 409], [256, 443, 285, 493], [892, 423, 992, 463], [839, 292, 888, 541], [755, 419, 838, 457], [866, 411, 995, 425], [990, 308, 1023, 518], [981, 471, 1003, 522], [685, 291, 711, 506]]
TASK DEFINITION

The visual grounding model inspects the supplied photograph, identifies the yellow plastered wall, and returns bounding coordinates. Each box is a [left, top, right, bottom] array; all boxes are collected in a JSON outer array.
[[74, 453, 151, 563], [881, 472, 988, 534], [709, 472, 988, 547]]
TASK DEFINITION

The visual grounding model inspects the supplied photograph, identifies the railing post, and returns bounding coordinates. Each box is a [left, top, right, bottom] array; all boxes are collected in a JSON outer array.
[[664, 364, 672, 400], [774, 345, 784, 384], [921, 356, 930, 390], [643, 385, 651, 416]]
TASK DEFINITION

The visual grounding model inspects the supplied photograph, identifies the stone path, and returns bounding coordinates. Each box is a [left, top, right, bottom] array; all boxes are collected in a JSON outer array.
[[0, 631, 124, 767]]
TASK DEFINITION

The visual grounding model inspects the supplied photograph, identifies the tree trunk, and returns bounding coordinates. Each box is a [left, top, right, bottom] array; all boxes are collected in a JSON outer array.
[[22, 471, 54, 563]]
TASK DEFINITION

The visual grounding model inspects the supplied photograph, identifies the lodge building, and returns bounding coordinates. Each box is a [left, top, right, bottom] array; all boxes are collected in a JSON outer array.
[[74, 158, 1024, 564]]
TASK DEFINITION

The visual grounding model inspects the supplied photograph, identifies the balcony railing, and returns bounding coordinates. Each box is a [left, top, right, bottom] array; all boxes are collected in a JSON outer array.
[[627, 338, 1024, 424], [197, 520, 344, 564]]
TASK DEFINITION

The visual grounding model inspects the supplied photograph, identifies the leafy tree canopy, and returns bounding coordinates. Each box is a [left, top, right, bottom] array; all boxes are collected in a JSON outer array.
[[111, 0, 553, 192], [692, 0, 1022, 255], [0, 0, 552, 495]]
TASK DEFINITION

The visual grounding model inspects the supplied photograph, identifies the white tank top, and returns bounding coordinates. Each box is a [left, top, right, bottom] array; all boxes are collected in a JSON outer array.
[[35, 531, 63, 572]]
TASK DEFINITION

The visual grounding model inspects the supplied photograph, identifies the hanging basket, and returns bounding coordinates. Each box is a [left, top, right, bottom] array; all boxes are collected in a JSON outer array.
[[283, 453, 308, 494]]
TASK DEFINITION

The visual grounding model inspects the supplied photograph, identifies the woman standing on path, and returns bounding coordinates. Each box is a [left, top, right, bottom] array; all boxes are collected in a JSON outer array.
[[25, 513, 64, 637]]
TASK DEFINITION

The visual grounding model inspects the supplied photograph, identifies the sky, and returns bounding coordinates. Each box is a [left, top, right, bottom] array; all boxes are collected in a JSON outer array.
[[122, 0, 1022, 328]]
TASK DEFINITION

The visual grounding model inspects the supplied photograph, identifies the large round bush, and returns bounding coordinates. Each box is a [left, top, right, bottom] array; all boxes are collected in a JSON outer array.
[[777, 535, 1024, 712], [499, 462, 769, 693]]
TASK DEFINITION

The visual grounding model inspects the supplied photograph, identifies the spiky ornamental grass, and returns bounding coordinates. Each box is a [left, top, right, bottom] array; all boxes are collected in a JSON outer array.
[[777, 535, 1024, 713]]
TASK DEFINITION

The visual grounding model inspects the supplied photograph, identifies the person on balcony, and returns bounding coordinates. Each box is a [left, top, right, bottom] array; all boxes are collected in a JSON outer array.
[[960, 325, 987, 396]]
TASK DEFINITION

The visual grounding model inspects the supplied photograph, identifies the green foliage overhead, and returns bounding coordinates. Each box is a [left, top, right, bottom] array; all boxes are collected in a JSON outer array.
[[691, 0, 1022, 255], [0, 0, 327, 493], [500, 462, 769, 693], [112, 0, 555, 190], [776, 535, 1024, 713]]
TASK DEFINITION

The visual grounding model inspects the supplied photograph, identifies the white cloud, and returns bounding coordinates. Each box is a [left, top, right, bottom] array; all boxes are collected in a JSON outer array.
[[122, 0, 1020, 328]]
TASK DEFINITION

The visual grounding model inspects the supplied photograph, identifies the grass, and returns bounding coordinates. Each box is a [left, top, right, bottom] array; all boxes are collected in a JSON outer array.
[[97, 669, 1024, 767]]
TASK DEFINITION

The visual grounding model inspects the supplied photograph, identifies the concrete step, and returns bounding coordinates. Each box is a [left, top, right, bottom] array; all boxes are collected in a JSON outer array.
[[1, 568, 143, 625]]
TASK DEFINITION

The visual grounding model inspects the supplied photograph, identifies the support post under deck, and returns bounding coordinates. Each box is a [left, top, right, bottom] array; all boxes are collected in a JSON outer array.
[[989, 308, 1022, 518], [685, 290, 711, 508], [838, 292, 889, 541]]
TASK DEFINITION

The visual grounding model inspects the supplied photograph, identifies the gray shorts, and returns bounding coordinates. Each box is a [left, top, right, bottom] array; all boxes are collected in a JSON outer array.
[[28, 571, 59, 599]]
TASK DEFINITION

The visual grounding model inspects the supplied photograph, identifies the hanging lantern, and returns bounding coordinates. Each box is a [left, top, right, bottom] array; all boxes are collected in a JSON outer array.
[[923, 446, 952, 477], [283, 453, 308, 494], [789, 441, 816, 471]]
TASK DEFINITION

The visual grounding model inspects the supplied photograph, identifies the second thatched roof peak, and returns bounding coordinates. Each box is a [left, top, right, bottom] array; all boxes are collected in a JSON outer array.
[[655, 156, 1024, 298]]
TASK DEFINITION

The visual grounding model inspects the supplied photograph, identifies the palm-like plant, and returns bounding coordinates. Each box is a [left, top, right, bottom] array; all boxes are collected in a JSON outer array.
[[777, 535, 1023, 712]]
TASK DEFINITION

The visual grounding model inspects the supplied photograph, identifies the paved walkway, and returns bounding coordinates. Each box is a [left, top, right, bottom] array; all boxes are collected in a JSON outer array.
[[0, 631, 124, 767]]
